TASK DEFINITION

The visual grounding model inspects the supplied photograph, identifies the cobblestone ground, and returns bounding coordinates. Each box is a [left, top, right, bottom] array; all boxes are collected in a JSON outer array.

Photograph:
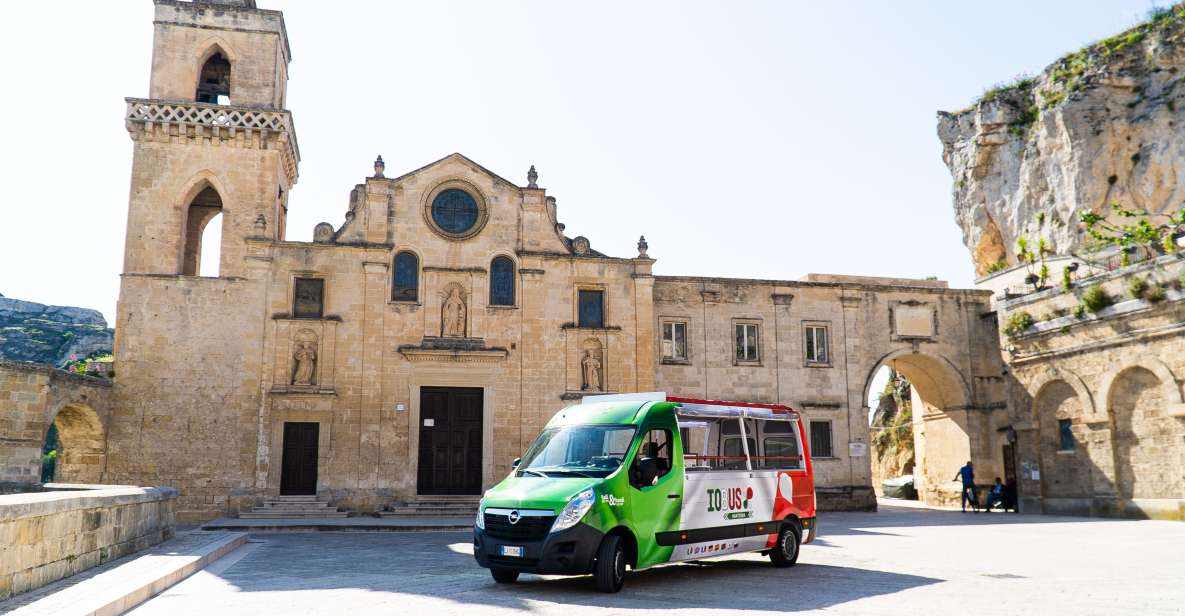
[[125, 505, 1185, 616]]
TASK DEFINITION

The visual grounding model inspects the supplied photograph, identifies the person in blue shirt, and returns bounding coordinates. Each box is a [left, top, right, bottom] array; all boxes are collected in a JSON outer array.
[[953, 461, 978, 512], [985, 477, 1005, 511]]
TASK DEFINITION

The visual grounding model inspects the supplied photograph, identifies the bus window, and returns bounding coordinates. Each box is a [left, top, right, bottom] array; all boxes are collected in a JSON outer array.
[[636, 429, 673, 479], [721, 437, 755, 470], [758, 419, 803, 470]]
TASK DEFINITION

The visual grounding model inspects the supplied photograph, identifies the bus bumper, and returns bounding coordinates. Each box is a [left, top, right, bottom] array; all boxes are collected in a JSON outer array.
[[801, 516, 817, 544], [473, 523, 603, 574]]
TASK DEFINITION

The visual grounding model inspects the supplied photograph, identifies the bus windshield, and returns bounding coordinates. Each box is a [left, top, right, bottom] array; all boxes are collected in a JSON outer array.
[[517, 424, 636, 478]]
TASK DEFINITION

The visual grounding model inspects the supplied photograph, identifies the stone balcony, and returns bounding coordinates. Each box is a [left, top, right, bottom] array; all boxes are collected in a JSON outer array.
[[124, 98, 300, 184]]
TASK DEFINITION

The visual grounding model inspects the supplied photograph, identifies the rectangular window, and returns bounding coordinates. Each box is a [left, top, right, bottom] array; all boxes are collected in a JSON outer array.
[[293, 278, 324, 319], [735, 323, 760, 362], [809, 421, 834, 458], [1058, 418, 1074, 451], [578, 289, 604, 328], [805, 324, 829, 364], [662, 321, 687, 361]]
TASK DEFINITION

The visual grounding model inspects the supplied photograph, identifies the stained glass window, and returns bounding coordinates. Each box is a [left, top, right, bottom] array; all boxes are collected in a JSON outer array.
[[293, 278, 324, 318], [393, 251, 418, 302], [490, 256, 515, 306], [578, 290, 604, 328], [430, 189, 479, 234]]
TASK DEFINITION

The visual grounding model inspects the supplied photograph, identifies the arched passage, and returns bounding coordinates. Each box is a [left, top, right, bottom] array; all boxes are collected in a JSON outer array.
[[47, 402, 107, 484], [863, 350, 975, 507]]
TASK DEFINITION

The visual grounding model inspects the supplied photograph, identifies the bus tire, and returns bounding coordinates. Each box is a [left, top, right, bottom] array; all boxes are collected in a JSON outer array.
[[594, 534, 627, 593], [490, 567, 520, 584], [769, 523, 800, 568]]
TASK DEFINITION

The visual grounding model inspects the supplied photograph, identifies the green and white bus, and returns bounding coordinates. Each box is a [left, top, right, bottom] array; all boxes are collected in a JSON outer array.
[[473, 393, 817, 592]]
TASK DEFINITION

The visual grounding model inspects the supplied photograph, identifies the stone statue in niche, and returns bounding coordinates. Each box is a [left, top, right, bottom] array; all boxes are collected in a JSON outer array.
[[442, 287, 467, 337], [292, 330, 318, 386], [581, 349, 603, 391]]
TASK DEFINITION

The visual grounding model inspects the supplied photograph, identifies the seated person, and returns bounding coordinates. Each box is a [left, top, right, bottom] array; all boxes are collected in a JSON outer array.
[[984, 477, 1006, 511]]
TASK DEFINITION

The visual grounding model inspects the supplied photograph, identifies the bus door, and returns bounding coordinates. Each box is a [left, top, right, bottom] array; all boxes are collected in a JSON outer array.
[[624, 415, 682, 569]]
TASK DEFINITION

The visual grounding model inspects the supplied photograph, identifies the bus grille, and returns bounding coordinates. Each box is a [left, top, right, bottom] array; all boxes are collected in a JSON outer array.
[[484, 513, 555, 541]]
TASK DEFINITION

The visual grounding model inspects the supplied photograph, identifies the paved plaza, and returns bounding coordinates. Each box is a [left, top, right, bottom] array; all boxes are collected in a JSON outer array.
[[116, 504, 1185, 616]]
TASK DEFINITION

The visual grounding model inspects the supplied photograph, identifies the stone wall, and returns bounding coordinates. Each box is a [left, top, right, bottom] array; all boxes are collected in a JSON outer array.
[[0, 486, 176, 600], [997, 254, 1185, 519]]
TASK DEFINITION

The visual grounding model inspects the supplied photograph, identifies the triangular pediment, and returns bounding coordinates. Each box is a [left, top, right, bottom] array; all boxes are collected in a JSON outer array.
[[389, 152, 522, 189]]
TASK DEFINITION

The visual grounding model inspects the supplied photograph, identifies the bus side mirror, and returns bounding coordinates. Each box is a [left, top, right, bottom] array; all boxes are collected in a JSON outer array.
[[633, 457, 660, 487], [511, 457, 521, 469]]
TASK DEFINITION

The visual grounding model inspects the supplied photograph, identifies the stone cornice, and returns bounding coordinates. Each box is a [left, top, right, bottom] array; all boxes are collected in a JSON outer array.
[[125, 98, 299, 186], [397, 346, 509, 363]]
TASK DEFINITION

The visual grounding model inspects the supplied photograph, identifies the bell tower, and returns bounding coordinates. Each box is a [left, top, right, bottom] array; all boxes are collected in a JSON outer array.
[[121, 0, 298, 278]]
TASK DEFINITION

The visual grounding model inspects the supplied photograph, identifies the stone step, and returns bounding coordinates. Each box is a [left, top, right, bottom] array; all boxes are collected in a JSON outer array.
[[259, 501, 333, 509], [379, 510, 477, 519], [269, 495, 326, 502], [238, 511, 350, 519]]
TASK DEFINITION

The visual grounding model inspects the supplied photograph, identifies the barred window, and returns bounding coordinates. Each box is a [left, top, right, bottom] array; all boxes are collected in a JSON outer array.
[[1058, 418, 1074, 451], [809, 421, 833, 458]]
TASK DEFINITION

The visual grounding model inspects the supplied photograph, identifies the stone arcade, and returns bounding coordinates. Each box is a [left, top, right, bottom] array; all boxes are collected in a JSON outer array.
[[3, 0, 1015, 521]]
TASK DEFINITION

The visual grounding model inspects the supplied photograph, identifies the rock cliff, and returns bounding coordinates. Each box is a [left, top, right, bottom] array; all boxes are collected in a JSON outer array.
[[0, 295, 113, 368], [938, 7, 1185, 276]]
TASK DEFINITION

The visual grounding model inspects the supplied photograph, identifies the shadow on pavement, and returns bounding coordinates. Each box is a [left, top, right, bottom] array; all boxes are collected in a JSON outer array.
[[816, 503, 1131, 535], [203, 532, 942, 613]]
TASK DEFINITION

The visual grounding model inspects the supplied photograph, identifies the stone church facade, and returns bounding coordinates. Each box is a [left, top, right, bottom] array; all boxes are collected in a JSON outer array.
[[3, 0, 1017, 522]]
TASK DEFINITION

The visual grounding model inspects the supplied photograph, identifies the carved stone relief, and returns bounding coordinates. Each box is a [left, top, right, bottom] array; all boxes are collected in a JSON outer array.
[[291, 329, 318, 386], [441, 284, 468, 337], [581, 338, 604, 391]]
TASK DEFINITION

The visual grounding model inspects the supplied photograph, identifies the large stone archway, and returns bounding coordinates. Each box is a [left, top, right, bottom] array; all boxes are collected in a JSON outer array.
[[47, 402, 108, 483], [863, 349, 982, 506], [0, 361, 111, 487]]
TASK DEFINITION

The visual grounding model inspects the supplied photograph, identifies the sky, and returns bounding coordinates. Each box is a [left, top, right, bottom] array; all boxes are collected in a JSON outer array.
[[0, 0, 1172, 327]]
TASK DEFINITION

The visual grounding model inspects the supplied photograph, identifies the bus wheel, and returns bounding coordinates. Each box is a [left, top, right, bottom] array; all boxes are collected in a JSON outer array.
[[769, 524, 800, 568], [594, 534, 627, 593], [490, 567, 520, 584]]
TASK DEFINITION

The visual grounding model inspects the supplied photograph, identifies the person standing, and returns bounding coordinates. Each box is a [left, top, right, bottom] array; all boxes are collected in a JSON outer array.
[[953, 461, 978, 512]]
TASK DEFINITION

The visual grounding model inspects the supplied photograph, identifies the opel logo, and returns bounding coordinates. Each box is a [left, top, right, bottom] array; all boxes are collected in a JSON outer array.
[[508, 510, 521, 525]]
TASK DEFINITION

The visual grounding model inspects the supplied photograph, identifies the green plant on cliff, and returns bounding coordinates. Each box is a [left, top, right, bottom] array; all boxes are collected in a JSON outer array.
[[1062, 265, 1075, 292], [1002, 311, 1036, 338], [1146, 283, 1168, 303], [1127, 276, 1149, 300], [1080, 204, 1185, 264], [1082, 284, 1112, 313], [985, 259, 1009, 275]]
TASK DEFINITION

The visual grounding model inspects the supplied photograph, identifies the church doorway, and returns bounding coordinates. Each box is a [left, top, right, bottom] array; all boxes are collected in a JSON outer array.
[[280, 422, 319, 495], [418, 387, 483, 495]]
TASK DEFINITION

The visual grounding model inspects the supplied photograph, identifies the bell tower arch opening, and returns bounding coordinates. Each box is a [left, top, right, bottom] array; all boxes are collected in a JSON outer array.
[[864, 350, 975, 507], [195, 48, 231, 104], [181, 184, 225, 276]]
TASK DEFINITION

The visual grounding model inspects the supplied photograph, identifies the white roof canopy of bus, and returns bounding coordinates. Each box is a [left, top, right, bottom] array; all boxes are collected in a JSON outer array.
[[581, 392, 799, 421]]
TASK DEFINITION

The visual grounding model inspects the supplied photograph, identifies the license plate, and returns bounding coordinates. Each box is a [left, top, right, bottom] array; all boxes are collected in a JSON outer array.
[[499, 545, 524, 558]]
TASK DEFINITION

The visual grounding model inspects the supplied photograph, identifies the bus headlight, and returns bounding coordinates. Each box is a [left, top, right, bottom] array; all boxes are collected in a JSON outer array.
[[551, 489, 595, 533], [475, 498, 486, 530]]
